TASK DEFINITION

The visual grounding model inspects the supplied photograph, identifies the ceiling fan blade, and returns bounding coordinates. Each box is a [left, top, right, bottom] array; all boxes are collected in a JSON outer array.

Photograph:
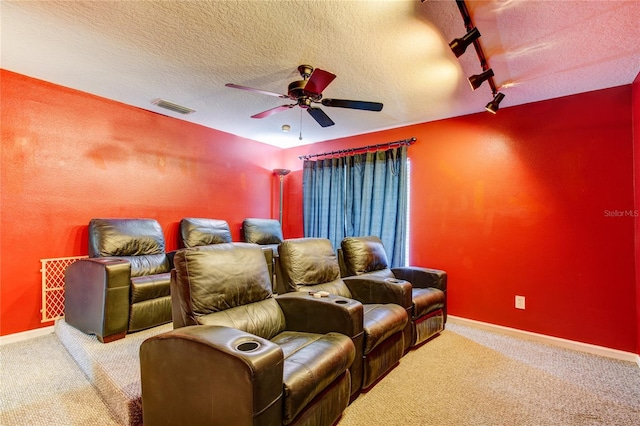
[[225, 83, 289, 99], [251, 104, 295, 119], [307, 107, 335, 127], [304, 68, 336, 95], [321, 98, 383, 111]]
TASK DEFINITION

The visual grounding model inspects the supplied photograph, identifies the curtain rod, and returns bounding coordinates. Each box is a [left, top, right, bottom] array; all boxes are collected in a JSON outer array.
[[298, 137, 416, 160]]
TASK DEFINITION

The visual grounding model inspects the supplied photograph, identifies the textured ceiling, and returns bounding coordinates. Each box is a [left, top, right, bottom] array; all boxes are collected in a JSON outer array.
[[2, 1, 639, 148]]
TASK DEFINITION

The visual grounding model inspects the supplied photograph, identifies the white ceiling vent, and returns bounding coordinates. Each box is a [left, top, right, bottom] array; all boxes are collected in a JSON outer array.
[[151, 99, 196, 115]]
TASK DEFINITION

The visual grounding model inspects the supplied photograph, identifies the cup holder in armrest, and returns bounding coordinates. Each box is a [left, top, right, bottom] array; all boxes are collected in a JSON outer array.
[[334, 299, 349, 304], [236, 341, 260, 352], [385, 278, 406, 284]]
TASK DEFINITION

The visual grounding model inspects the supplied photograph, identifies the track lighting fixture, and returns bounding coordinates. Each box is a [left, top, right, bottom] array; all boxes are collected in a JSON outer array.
[[468, 69, 494, 90], [449, 27, 481, 58], [485, 92, 505, 114]]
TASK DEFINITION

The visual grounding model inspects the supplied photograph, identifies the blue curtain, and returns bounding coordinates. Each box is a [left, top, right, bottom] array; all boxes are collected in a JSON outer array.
[[303, 145, 408, 266]]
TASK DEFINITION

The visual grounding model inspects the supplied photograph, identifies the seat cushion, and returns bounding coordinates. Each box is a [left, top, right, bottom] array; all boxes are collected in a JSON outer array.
[[243, 218, 284, 244], [412, 287, 445, 319], [278, 238, 342, 288], [196, 298, 286, 340], [180, 218, 232, 248], [272, 331, 355, 425], [362, 303, 408, 354], [88, 218, 167, 257], [130, 273, 171, 303], [341, 236, 389, 276]]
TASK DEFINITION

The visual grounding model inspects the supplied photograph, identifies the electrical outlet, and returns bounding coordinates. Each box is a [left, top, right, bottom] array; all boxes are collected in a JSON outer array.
[[515, 295, 526, 310]]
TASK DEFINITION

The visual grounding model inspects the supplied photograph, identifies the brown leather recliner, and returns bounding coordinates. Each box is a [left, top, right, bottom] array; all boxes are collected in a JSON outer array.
[[242, 217, 284, 254], [242, 217, 283, 289], [179, 217, 232, 248], [181, 217, 276, 288], [276, 237, 410, 394], [148, 242, 361, 426], [340, 236, 447, 349], [64, 218, 173, 343]]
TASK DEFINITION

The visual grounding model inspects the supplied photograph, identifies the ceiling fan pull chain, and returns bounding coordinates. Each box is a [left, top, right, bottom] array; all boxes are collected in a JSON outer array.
[[299, 108, 303, 140]]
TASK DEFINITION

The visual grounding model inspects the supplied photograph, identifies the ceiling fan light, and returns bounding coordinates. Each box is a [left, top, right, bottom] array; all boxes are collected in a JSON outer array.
[[468, 68, 495, 90], [485, 92, 506, 114], [449, 27, 481, 58]]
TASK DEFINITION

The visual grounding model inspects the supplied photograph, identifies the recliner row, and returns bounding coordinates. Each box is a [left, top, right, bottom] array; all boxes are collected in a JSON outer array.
[[64, 217, 284, 343], [64, 217, 447, 426]]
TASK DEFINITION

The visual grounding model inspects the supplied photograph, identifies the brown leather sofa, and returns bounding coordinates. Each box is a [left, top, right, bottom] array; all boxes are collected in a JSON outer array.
[[340, 236, 447, 349], [276, 237, 410, 394], [149, 242, 361, 426], [64, 218, 173, 343], [179, 217, 232, 247]]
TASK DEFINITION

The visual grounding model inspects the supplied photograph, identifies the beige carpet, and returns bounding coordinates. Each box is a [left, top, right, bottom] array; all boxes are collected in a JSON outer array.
[[1, 322, 639, 425], [339, 324, 640, 425]]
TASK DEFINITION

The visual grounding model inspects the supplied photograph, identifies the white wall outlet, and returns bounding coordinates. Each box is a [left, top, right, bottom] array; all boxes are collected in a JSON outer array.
[[515, 295, 526, 310]]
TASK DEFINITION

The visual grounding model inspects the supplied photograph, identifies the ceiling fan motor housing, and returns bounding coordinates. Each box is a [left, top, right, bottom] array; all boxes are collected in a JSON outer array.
[[288, 80, 322, 106]]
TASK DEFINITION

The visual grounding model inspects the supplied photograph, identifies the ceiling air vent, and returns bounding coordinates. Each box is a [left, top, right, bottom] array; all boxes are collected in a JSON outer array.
[[151, 99, 196, 115]]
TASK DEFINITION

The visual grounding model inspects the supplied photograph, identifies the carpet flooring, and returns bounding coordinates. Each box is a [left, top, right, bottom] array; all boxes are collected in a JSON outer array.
[[1, 321, 639, 425]]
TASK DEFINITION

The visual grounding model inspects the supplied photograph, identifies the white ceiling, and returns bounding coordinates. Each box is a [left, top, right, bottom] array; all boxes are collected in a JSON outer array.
[[2, 1, 639, 148]]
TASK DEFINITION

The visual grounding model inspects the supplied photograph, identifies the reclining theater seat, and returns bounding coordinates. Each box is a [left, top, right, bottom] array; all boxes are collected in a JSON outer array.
[[242, 217, 283, 289], [276, 237, 410, 392], [64, 218, 173, 343], [179, 217, 277, 288], [242, 217, 284, 254], [179, 217, 232, 248], [341, 236, 447, 349], [149, 242, 360, 426]]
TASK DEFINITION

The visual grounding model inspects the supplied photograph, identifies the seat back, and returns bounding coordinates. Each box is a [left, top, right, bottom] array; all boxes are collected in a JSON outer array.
[[242, 218, 283, 245], [276, 238, 352, 297], [172, 243, 285, 339], [88, 218, 170, 277], [340, 236, 394, 278], [179, 218, 232, 248]]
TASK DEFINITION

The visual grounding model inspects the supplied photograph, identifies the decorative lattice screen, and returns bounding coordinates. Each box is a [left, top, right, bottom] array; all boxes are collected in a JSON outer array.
[[40, 256, 87, 322]]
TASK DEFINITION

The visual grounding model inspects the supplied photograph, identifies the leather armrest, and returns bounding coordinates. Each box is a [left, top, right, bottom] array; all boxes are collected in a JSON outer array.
[[140, 325, 283, 426], [342, 275, 413, 309], [276, 292, 364, 338], [170, 268, 195, 329], [391, 267, 447, 292], [64, 257, 131, 342], [166, 250, 177, 269]]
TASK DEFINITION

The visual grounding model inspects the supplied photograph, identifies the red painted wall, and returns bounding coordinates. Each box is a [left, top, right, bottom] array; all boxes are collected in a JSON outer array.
[[633, 71, 640, 356], [284, 86, 637, 353], [0, 70, 283, 336], [3, 70, 637, 355]]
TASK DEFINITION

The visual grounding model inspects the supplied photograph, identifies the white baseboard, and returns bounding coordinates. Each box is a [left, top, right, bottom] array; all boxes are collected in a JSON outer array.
[[448, 315, 640, 367], [0, 325, 55, 346]]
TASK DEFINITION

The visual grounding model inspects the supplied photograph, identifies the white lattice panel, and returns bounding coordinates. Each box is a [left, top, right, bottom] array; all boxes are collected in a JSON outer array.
[[40, 256, 87, 322]]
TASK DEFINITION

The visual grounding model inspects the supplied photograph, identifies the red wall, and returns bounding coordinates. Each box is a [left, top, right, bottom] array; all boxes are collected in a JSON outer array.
[[284, 86, 637, 353], [0, 70, 283, 336], [3, 70, 637, 354], [633, 71, 640, 356]]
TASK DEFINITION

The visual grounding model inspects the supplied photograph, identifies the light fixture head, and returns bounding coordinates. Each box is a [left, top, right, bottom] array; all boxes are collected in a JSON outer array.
[[468, 68, 495, 90], [273, 168, 291, 176], [281, 124, 291, 132], [485, 92, 506, 114], [449, 27, 481, 58]]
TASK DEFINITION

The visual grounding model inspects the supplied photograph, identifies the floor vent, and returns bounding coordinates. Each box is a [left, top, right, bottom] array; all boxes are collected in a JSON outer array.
[[40, 256, 87, 322]]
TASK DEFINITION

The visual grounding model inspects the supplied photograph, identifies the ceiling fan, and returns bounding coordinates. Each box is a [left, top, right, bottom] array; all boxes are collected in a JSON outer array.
[[225, 65, 383, 128]]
